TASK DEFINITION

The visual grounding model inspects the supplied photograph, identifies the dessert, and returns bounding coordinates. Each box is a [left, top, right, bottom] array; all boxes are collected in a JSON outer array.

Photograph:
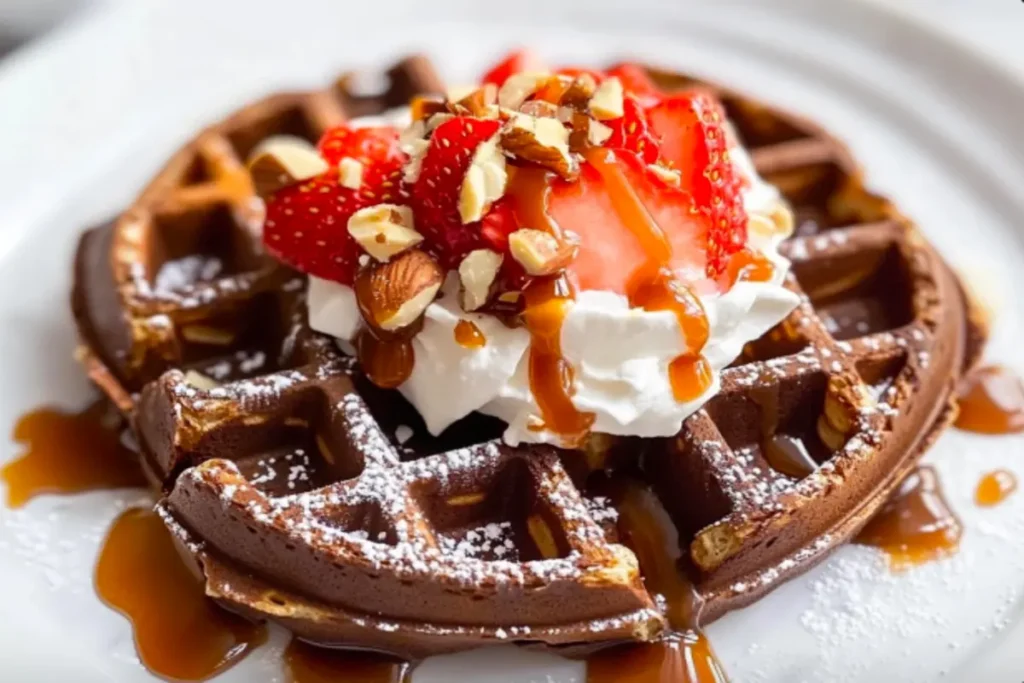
[[70, 51, 984, 663]]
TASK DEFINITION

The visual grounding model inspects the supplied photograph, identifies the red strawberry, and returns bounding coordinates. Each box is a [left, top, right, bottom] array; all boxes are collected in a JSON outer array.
[[263, 149, 408, 285], [647, 92, 747, 277], [606, 63, 661, 106], [411, 116, 515, 267], [556, 66, 607, 82], [481, 49, 546, 87], [605, 96, 661, 164], [317, 125, 403, 167]]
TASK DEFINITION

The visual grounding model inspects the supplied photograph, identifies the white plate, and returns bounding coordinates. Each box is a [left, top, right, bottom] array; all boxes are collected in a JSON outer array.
[[2, 1, 1024, 681]]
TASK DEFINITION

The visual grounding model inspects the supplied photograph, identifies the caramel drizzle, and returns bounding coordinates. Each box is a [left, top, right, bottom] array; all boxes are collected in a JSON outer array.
[[976, 469, 1017, 507], [955, 365, 1024, 435], [453, 319, 487, 349]]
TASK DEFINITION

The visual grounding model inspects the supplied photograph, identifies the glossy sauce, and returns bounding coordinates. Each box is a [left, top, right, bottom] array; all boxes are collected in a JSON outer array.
[[954, 365, 1024, 434], [2, 403, 145, 508], [522, 274, 595, 445], [975, 469, 1017, 507], [587, 482, 728, 683], [356, 331, 415, 389], [284, 637, 411, 683], [96, 507, 267, 681], [855, 466, 962, 570], [453, 319, 486, 349], [723, 248, 775, 287]]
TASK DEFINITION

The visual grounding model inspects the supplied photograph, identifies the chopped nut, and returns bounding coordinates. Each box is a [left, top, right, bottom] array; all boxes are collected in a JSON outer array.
[[589, 76, 625, 120], [338, 156, 364, 190], [410, 95, 448, 121], [508, 229, 576, 276], [182, 370, 218, 390], [399, 119, 428, 152], [568, 112, 613, 152], [402, 138, 430, 184], [449, 83, 498, 117], [647, 163, 681, 187], [446, 84, 478, 103], [459, 133, 507, 224], [497, 71, 550, 110], [501, 113, 578, 181], [347, 204, 422, 262], [181, 325, 237, 346], [560, 74, 598, 110], [458, 249, 503, 311], [354, 249, 444, 335], [519, 100, 560, 119], [247, 137, 328, 197]]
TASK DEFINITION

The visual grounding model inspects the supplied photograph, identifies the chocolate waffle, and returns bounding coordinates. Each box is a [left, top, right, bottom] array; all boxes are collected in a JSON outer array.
[[71, 56, 984, 658]]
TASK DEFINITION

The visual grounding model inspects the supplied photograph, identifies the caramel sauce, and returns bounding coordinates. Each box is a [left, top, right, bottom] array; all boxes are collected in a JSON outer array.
[[522, 275, 595, 445], [284, 637, 411, 683], [356, 331, 415, 389], [723, 248, 774, 287], [975, 469, 1017, 507], [855, 466, 962, 570], [96, 507, 267, 680], [588, 482, 728, 683], [2, 403, 145, 508], [955, 365, 1024, 434], [453, 319, 486, 349], [588, 633, 727, 683], [507, 166, 563, 237]]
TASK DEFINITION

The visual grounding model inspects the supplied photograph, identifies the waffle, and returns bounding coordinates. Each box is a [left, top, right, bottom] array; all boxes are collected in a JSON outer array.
[[71, 56, 984, 658]]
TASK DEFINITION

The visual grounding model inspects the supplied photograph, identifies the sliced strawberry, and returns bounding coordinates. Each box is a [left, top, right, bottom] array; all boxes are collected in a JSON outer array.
[[317, 125, 403, 168], [481, 49, 546, 87], [547, 151, 706, 294], [647, 92, 747, 277], [411, 116, 509, 267], [605, 96, 661, 165], [263, 152, 408, 285], [606, 63, 662, 106]]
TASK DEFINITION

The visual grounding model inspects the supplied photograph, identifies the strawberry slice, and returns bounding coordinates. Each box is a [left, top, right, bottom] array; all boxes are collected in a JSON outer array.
[[481, 49, 546, 87], [547, 151, 707, 294], [411, 116, 515, 267], [647, 92, 747, 277], [605, 96, 661, 164], [263, 142, 408, 285], [317, 125, 403, 168], [606, 63, 662, 106]]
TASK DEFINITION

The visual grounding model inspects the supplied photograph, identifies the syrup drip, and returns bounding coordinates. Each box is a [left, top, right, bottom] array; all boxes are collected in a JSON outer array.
[[522, 274, 595, 445], [855, 466, 962, 570], [587, 482, 728, 683], [284, 637, 412, 683], [975, 469, 1017, 507], [453, 319, 486, 349], [96, 508, 267, 681], [723, 248, 775, 287], [954, 365, 1024, 434], [2, 403, 145, 508], [356, 330, 415, 389]]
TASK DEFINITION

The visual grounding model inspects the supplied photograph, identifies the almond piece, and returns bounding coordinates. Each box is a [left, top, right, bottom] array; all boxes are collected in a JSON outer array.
[[589, 77, 625, 120], [520, 100, 560, 119], [347, 204, 423, 262], [501, 113, 578, 181], [647, 163, 681, 187], [410, 95, 449, 121], [508, 229, 576, 276], [338, 156, 364, 190], [459, 133, 508, 224], [497, 71, 550, 110], [458, 249, 503, 311], [183, 370, 218, 391], [568, 112, 613, 152], [449, 83, 498, 117], [402, 138, 430, 184], [354, 249, 443, 335], [247, 138, 329, 198], [560, 74, 598, 110]]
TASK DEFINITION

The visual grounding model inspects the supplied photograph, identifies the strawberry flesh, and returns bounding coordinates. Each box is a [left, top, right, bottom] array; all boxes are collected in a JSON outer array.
[[605, 97, 661, 165]]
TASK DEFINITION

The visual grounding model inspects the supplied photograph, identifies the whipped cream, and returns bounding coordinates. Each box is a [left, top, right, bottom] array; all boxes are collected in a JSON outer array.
[[309, 132, 798, 446]]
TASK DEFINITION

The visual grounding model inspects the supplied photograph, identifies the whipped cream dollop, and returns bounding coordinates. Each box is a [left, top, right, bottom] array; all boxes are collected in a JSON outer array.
[[307, 112, 799, 446]]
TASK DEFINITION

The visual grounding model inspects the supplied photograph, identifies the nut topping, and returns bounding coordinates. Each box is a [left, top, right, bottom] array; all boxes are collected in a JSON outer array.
[[647, 163, 681, 187], [508, 229, 577, 276], [568, 112, 613, 153], [354, 249, 443, 334], [589, 77, 625, 120], [458, 249, 503, 311], [497, 71, 550, 110], [338, 157, 364, 190], [560, 74, 598, 111], [247, 137, 329, 198], [449, 83, 498, 118], [459, 133, 508, 224], [501, 113, 578, 181], [347, 204, 423, 262]]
